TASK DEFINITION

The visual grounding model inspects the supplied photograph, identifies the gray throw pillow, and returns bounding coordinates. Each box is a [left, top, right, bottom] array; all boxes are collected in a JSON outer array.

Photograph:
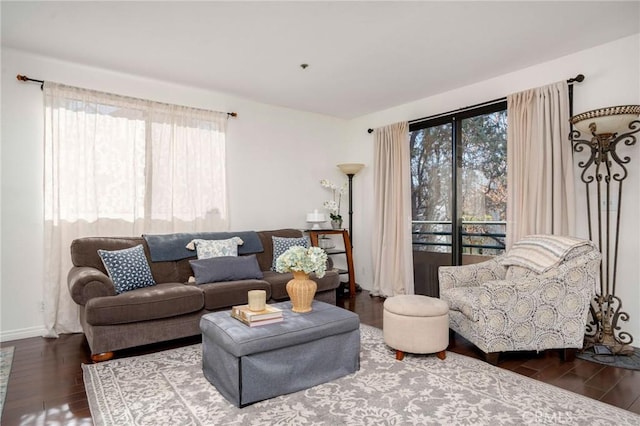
[[98, 244, 156, 294], [189, 254, 263, 285]]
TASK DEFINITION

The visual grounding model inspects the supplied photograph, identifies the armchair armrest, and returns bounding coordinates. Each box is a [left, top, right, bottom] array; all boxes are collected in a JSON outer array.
[[438, 256, 507, 293], [68, 266, 116, 306]]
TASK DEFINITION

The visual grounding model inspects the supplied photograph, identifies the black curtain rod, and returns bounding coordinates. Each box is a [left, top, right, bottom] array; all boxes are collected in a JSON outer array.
[[16, 74, 239, 118], [17, 74, 44, 89], [367, 73, 585, 133]]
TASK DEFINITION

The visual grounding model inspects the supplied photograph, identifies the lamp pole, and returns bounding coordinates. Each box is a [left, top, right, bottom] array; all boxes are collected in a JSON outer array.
[[346, 173, 355, 247], [337, 163, 365, 247]]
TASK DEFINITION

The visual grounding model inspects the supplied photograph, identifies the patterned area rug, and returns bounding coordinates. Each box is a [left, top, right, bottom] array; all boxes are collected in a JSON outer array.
[[83, 325, 640, 425], [0, 346, 15, 416]]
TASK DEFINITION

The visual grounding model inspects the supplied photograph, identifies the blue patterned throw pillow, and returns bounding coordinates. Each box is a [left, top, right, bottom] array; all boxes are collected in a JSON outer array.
[[271, 236, 309, 271], [98, 244, 156, 294]]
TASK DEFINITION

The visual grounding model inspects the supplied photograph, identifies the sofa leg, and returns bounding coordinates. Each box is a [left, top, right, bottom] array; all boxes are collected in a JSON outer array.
[[395, 350, 405, 361], [436, 350, 446, 360], [561, 348, 577, 362], [91, 352, 114, 363], [484, 352, 499, 365]]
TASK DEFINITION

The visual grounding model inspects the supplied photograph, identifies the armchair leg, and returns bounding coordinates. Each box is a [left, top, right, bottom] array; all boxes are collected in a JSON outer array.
[[484, 352, 500, 365], [561, 348, 577, 362], [395, 350, 405, 361], [91, 352, 114, 363]]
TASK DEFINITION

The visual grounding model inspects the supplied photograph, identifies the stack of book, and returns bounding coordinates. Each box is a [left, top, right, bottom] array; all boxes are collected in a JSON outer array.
[[231, 304, 283, 327]]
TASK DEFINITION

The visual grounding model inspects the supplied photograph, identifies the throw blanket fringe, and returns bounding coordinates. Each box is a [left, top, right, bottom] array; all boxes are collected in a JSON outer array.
[[143, 231, 264, 262]]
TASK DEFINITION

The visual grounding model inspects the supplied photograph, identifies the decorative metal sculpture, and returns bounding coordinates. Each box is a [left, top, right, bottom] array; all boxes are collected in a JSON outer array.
[[570, 105, 640, 354]]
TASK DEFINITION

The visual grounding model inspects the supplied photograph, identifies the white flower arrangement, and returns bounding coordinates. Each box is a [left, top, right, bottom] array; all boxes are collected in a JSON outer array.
[[320, 179, 347, 221], [275, 246, 328, 278]]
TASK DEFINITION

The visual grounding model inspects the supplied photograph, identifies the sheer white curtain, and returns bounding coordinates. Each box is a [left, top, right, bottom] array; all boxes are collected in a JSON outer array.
[[43, 82, 228, 336], [506, 80, 575, 249], [371, 122, 415, 297]]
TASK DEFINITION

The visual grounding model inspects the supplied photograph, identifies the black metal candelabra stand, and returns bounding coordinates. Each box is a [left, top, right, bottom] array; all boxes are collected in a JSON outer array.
[[571, 118, 639, 355]]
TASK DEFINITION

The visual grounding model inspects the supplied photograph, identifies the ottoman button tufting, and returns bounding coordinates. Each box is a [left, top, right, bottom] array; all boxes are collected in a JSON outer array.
[[383, 295, 450, 361]]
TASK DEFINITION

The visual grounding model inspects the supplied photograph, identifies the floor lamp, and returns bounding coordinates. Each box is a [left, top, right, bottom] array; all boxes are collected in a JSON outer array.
[[337, 163, 365, 246], [570, 105, 640, 355]]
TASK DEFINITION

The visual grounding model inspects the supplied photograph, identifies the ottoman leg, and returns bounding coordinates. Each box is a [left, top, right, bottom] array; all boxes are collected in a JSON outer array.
[[436, 350, 446, 360], [395, 350, 405, 361]]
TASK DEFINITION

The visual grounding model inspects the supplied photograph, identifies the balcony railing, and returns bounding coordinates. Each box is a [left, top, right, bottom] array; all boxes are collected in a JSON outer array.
[[412, 220, 506, 256]]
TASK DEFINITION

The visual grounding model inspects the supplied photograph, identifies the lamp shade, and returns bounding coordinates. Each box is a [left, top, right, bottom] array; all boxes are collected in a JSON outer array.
[[337, 163, 365, 175], [570, 105, 640, 135]]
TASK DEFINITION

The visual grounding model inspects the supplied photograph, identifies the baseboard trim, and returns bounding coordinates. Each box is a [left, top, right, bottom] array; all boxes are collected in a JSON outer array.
[[1, 325, 48, 342]]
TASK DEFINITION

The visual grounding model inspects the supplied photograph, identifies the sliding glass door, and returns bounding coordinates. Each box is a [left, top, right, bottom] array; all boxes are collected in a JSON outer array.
[[410, 102, 507, 296]]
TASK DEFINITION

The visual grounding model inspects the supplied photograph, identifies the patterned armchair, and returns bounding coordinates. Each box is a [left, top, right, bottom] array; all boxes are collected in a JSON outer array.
[[438, 235, 601, 364]]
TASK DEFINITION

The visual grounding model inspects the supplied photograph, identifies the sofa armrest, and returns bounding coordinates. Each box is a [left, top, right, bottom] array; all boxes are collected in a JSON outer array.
[[438, 256, 507, 292], [68, 266, 116, 306]]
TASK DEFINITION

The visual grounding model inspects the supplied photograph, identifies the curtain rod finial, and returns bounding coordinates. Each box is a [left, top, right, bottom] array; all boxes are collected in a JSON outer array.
[[367, 128, 373, 134], [568, 74, 585, 84]]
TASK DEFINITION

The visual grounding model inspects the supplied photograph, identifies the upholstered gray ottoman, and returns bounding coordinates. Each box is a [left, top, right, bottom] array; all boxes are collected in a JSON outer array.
[[200, 300, 360, 407]]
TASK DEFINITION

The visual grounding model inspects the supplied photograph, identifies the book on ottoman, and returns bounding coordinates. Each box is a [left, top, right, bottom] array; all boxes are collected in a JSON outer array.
[[231, 304, 283, 327]]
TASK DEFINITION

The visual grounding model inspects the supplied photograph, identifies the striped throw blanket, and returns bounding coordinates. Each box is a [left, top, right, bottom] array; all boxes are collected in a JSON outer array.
[[501, 235, 593, 274]]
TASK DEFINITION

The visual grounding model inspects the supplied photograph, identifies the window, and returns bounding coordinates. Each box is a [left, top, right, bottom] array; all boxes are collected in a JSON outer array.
[[410, 101, 507, 295], [44, 84, 228, 229]]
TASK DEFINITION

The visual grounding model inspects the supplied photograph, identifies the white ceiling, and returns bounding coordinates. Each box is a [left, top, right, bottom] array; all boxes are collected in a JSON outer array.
[[2, 1, 639, 119]]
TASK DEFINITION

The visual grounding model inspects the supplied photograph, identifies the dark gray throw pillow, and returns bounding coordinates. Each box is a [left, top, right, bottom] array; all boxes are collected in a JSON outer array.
[[189, 254, 263, 285]]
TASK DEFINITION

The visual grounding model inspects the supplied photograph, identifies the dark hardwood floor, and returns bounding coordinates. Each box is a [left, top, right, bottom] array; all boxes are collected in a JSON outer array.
[[1, 291, 639, 425]]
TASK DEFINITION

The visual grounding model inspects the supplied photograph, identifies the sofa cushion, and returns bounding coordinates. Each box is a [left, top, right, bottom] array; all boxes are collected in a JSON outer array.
[[98, 245, 157, 294], [199, 280, 271, 311], [187, 237, 244, 259], [271, 236, 309, 271], [190, 255, 263, 285], [84, 282, 204, 325]]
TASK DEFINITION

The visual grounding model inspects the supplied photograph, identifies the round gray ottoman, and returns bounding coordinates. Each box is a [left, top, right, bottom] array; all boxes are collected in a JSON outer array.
[[383, 294, 449, 360]]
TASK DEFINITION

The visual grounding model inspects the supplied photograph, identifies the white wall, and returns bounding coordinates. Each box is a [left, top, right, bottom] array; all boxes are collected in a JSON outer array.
[[347, 34, 640, 342], [0, 48, 348, 340]]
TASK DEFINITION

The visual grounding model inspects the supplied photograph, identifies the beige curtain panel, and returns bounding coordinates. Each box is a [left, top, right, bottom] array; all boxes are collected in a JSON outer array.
[[371, 121, 415, 297], [43, 82, 229, 336], [506, 80, 575, 249]]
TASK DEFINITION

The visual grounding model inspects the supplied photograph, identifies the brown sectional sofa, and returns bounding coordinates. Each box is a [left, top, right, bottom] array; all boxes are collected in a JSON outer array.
[[67, 228, 340, 361]]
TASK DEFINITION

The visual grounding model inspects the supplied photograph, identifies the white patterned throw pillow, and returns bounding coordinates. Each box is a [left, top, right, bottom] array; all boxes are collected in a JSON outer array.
[[186, 237, 244, 259], [98, 244, 156, 294], [271, 236, 309, 271]]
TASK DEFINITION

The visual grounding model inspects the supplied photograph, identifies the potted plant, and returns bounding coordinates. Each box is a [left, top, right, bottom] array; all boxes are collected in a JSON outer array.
[[276, 246, 328, 312], [320, 179, 346, 229]]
